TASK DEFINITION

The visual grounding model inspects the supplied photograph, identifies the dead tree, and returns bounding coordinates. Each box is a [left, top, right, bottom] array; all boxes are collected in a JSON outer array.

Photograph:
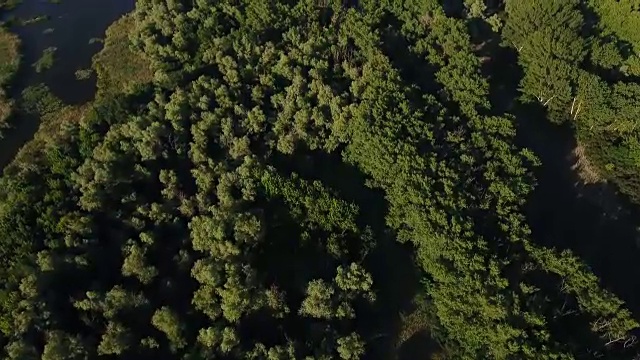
[[569, 96, 583, 121], [536, 93, 555, 107], [512, 41, 524, 52]]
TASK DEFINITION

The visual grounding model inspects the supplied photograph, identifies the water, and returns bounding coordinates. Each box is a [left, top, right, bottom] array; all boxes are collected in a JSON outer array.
[[519, 108, 640, 317], [0, 0, 134, 167], [488, 48, 640, 324]]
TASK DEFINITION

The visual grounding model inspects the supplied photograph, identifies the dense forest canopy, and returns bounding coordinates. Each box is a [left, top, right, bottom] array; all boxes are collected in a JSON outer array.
[[1, 0, 640, 359]]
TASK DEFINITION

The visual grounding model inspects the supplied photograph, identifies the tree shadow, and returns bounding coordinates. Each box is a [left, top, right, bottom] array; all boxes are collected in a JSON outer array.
[[272, 147, 424, 359], [396, 330, 441, 360]]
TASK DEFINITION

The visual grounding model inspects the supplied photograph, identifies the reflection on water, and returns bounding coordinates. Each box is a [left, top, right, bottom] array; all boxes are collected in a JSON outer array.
[[0, 0, 134, 168]]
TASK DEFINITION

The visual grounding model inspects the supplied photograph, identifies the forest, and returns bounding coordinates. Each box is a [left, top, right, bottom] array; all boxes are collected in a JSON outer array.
[[0, 0, 640, 359]]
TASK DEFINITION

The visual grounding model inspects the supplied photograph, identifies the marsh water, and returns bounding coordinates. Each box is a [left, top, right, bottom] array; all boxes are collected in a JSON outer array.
[[0, 0, 134, 167]]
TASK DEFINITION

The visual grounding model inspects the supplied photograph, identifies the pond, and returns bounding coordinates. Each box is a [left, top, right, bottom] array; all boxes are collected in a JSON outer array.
[[0, 0, 134, 168]]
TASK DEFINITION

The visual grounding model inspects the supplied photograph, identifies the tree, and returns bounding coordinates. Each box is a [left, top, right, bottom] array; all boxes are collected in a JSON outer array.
[[337, 333, 366, 360], [504, 0, 585, 122], [299, 279, 335, 320], [41, 331, 88, 360], [122, 243, 158, 284], [98, 321, 131, 355], [151, 307, 186, 350]]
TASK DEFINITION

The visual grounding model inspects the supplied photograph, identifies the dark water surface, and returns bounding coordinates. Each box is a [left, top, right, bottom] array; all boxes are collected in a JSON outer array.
[[0, 0, 134, 168], [487, 48, 640, 325], [519, 109, 640, 317]]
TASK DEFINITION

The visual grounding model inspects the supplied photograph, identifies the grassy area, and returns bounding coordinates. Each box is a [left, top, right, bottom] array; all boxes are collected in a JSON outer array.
[[33, 46, 56, 73], [92, 13, 152, 98], [10, 84, 88, 165], [0, 27, 20, 86], [0, 27, 20, 135]]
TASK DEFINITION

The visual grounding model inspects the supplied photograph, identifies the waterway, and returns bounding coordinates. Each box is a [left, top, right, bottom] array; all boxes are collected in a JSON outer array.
[[489, 48, 640, 324], [0, 0, 134, 168], [520, 107, 640, 317]]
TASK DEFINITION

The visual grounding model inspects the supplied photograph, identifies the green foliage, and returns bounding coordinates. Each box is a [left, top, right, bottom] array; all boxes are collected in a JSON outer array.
[[0, 27, 19, 135], [0, 1, 637, 360], [20, 84, 62, 116], [299, 279, 335, 319], [32, 46, 56, 73], [337, 333, 366, 360], [504, 0, 640, 203], [97, 321, 131, 355], [589, 0, 640, 55], [503, 0, 585, 123], [74, 68, 92, 80], [151, 307, 186, 351], [41, 331, 87, 360]]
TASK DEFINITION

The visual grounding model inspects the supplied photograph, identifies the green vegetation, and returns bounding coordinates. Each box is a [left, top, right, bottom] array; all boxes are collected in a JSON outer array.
[[32, 46, 56, 73], [0, 27, 19, 136], [20, 83, 62, 116], [32, 46, 58, 72], [11, 84, 86, 163], [0, 0, 20, 11], [20, 15, 49, 26], [92, 14, 152, 98], [1, 1, 640, 360], [503, 0, 640, 202], [74, 68, 92, 80]]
